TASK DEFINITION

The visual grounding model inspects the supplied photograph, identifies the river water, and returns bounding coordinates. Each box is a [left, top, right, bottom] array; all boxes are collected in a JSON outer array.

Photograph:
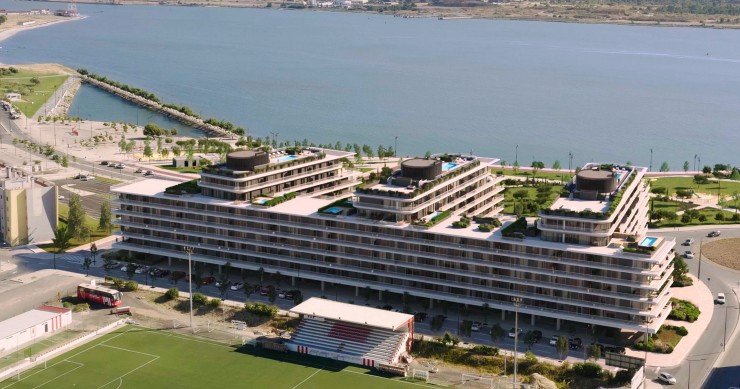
[[1, 0, 739, 168]]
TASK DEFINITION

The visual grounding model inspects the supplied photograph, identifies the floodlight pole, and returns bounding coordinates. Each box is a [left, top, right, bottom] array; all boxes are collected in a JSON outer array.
[[184, 246, 195, 333], [512, 297, 522, 389]]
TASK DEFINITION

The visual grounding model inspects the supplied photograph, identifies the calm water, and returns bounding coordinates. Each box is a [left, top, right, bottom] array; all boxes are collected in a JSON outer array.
[[1, 0, 739, 168]]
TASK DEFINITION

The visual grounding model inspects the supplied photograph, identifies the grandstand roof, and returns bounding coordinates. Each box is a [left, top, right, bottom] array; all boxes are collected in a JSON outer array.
[[290, 298, 413, 331]]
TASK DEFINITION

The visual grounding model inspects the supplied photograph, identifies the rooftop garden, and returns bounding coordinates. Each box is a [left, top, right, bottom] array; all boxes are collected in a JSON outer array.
[[164, 180, 201, 195], [501, 217, 537, 238], [413, 210, 452, 228], [475, 217, 502, 232], [318, 197, 355, 215], [357, 159, 481, 199], [252, 192, 296, 207], [541, 168, 636, 220], [201, 151, 326, 177]]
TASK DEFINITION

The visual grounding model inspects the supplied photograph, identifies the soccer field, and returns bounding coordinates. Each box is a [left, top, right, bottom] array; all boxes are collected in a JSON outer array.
[[1, 325, 436, 389]]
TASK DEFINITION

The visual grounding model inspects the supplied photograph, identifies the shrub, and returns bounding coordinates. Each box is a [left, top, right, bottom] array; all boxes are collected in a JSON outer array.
[[192, 293, 208, 305], [470, 345, 498, 356], [73, 303, 90, 312], [208, 298, 222, 308], [572, 362, 602, 378], [124, 281, 138, 291], [165, 288, 179, 300], [245, 302, 278, 318], [62, 302, 74, 308], [669, 298, 700, 322]]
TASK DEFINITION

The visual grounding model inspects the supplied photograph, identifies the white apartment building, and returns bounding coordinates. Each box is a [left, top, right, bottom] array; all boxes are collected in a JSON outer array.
[[112, 149, 673, 335]]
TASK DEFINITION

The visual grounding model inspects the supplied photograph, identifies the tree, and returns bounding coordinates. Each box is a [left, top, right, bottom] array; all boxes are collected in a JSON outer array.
[[490, 323, 504, 342], [161, 147, 170, 159], [660, 162, 670, 172], [67, 194, 87, 239], [0, 15, 7, 26], [556, 335, 569, 360], [702, 166, 712, 174], [552, 160, 561, 170], [193, 262, 204, 290], [524, 331, 538, 350], [683, 161, 690, 172], [268, 285, 277, 303], [98, 200, 112, 233], [125, 262, 137, 280], [185, 143, 195, 165], [51, 225, 74, 270], [587, 344, 602, 360], [143, 123, 164, 137], [82, 256, 92, 276], [172, 145, 181, 157], [30, 77, 40, 85], [531, 161, 545, 169], [125, 140, 135, 157], [143, 140, 153, 161], [156, 137, 163, 157], [730, 168, 740, 180], [103, 255, 117, 277]]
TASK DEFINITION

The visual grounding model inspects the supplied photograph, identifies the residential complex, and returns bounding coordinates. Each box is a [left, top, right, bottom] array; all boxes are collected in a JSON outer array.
[[113, 148, 674, 335], [0, 168, 58, 246]]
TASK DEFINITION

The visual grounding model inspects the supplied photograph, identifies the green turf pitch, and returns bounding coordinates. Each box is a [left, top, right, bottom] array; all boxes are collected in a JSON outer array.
[[1, 326, 436, 389]]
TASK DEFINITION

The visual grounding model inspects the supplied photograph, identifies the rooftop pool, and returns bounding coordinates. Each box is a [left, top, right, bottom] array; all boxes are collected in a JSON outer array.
[[442, 162, 458, 171], [639, 237, 658, 247], [275, 155, 299, 163]]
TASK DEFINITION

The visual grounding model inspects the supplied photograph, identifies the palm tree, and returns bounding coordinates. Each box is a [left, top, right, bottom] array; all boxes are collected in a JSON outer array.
[[52, 225, 74, 270]]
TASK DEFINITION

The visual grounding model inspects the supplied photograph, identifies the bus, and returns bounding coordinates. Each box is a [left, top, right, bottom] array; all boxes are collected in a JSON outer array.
[[77, 282, 123, 307]]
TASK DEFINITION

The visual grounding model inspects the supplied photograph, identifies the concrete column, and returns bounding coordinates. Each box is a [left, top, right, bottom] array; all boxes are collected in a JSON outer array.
[[355, 286, 359, 297], [218, 265, 222, 274], [501, 310, 506, 320], [378, 290, 383, 301], [291, 276, 296, 287], [556, 318, 561, 331], [429, 299, 433, 309], [321, 281, 325, 291], [531, 314, 535, 326], [168, 257, 172, 266]]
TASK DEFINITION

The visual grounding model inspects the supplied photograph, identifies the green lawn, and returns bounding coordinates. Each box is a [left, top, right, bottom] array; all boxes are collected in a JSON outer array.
[[492, 167, 572, 182], [502, 185, 560, 216], [1, 325, 434, 389], [654, 206, 740, 228], [35, 203, 117, 252], [0, 71, 68, 117], [161, 164, 202, 174], [648, 176, 740, 198]]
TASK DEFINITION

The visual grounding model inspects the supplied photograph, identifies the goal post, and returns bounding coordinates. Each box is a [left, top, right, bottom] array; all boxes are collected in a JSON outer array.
[[461, 373, 494, 389], [411, 369, 429, 383]]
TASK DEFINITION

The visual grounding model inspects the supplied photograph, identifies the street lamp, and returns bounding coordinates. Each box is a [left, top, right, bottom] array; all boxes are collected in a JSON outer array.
[[515, 144, 519, 166], [698, 239, 703, 279], [512, 297, 522, 389], [184, 246, 195, 333], [394, 136, 398, 158], [649, 148, 653, 172], [90, 242, 97, 265], [722, 305, 739, 353]]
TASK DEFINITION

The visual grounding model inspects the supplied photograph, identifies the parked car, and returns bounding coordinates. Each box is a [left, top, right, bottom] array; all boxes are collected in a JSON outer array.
[[201, 276, 216, 285], [658, 372, 677, 385], [134, 168, 143, 173], [708, 230, 721, 237], [134, 266, 149, 274], [144, 170, 154, 176], [568, 337, 583, 350], [529, 330, 543, 343], [259, 285, 273, 296], [683, 238, 694, 246], [215, 279, 230, 288], [471, 321, 485, 332], [81, 175, 93, 181], [716, 293, 726, 305], [230, 282, 244, 291], [58, 195, 65, 200], [508, 328, 523, 338], [120, 264, 137, 272], [100, 161, 109, 165], [171, 271, 186, 280], [683, 251, 695, 259], [414, 312, 428, 322], [115, 163, 125, 169], [549, 335, 560, 346], [73, 173, 84, 179]]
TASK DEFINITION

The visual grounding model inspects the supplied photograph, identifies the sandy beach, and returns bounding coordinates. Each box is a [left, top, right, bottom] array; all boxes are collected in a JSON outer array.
[[0, 14, 82, 44]]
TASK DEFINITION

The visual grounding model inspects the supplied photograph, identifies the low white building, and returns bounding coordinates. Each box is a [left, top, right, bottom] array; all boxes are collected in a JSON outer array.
[[4, 93, 21, 101], [0, 306, 72, 356]]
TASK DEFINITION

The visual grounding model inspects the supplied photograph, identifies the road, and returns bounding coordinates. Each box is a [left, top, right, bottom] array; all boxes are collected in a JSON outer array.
[[649, 227, 740, 389]]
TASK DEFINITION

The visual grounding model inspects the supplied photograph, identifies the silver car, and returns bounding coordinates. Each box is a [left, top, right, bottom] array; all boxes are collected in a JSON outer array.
[[658, 372, 676, 385]]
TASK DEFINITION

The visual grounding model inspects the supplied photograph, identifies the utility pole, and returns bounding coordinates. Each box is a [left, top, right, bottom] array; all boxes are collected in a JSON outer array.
[[512, 297, 522, 389], [649, 148, 653, 172], [698, 239, 702, 279], [184, 246, 195, 333]]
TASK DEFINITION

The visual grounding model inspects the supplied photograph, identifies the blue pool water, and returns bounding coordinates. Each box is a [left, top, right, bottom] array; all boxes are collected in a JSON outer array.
[[254, 199, 268, 204], [442, 163, 458, 171], [615, 173, 622, 181], [324, 207, 343, 214], [639, 237, 658, 247], [275, 155, 299, 163], [425, 211, 440, 221]]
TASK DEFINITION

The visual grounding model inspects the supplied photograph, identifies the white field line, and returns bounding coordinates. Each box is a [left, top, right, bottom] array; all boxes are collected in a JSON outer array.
[[98, 344, 159, 359], [291, 368, 322, 389], [94, 348, 159, 389], [30, 361, 84, 389], [1, 328, 135, 389]]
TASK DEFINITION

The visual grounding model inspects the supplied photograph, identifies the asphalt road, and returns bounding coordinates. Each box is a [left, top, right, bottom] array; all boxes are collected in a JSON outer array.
[[649, 227, 740, 389], [55, 177, 118, 219]]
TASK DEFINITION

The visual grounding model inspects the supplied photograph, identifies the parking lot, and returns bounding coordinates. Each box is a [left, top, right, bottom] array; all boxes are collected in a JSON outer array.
[[54, 176, 119, 219]]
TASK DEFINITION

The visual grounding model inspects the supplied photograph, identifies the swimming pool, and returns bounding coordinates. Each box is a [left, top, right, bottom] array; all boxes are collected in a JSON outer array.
[[254, 199, 269, 205], [639, 237, 658, 247], [615, 173, 622, 181], [442, 163, 458, 171], [275, 155, 299, 163], [324, 207, 343, 215], [424, 211, 440, 221]]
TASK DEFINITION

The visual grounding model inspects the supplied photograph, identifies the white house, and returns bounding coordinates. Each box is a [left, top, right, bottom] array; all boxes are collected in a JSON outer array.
[[0, 306, 72, 356]]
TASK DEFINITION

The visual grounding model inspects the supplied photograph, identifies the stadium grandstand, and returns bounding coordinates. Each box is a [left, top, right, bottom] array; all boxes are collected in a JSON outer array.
[[287, 298, 413, 371]]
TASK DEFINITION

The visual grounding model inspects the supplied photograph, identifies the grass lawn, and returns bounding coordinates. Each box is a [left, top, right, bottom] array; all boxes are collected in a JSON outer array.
[[492, 167, 572, 182], [1, 325, 434, 389], [655, 326, 685, 350], [161, 164, 202, 174], [0, 71, 68, 117], [654, 206, 740, 228], [93, 176, 124, 186], [502, 185, 560, 216], [648, 176, 740, 198], [651, 200, 696, 214], [35, 203, 117, 252]]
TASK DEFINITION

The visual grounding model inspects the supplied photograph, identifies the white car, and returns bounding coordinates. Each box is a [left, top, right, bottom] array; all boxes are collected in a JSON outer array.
[[230, 282, 244, 291], [549, 335, 560, 346], [683, 238, 694, 246], [658, 372, 676, 385], [508, 328, 523, 338], [134, 266, 149, 274], [716, 293, 726, 305], [683, 251, 695, 259], [58, 195, 65, 200]]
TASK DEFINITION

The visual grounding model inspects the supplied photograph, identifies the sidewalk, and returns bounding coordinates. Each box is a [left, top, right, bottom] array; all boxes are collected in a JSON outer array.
[[624, 274, 713, 368]]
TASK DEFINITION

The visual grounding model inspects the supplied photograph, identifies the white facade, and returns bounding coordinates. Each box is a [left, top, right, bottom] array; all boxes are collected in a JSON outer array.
[[0, 306, 72, 356]]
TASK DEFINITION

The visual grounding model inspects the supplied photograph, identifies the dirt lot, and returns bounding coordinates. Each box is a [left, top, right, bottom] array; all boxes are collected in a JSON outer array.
[[702, 238, 740, 272]]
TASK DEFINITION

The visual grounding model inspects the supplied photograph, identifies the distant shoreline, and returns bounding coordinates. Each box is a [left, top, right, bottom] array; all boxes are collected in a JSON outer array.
[[0, 16, 83, 45], [16, 0, 740, 30]]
